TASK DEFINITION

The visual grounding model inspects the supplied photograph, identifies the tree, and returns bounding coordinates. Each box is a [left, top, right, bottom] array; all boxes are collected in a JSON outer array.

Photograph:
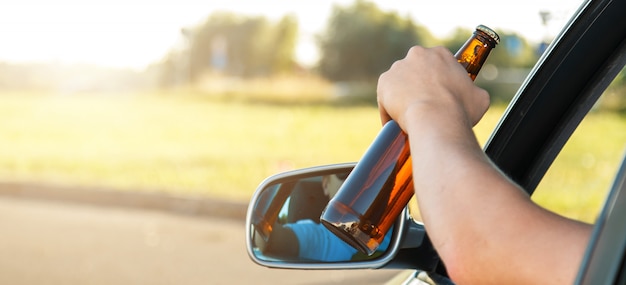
[[316, 0, 432, 82], [159, 12, 299, 85], [442, 27, 474, 53], [269, 15, 299, 75]]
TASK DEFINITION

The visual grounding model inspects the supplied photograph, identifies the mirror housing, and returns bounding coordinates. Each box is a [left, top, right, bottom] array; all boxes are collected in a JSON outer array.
[[245, 163, 441, 270]]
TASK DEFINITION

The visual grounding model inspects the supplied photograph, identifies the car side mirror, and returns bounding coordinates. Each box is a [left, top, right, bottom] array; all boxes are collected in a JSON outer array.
[[245, 163, 411, 269]]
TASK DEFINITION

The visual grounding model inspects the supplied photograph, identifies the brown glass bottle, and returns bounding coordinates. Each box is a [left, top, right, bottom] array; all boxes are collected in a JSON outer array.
[[320, 25, 500, 256]]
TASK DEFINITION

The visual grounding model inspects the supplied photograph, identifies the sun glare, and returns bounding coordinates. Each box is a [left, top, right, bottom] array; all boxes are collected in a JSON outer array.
[[0, 0, 580, 70]]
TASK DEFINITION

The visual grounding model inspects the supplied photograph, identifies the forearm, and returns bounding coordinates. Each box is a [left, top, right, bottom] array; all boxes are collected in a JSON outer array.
[[375, 46, 592, 284], [405, 105, 592, 284], [405, 104, 524, 228]]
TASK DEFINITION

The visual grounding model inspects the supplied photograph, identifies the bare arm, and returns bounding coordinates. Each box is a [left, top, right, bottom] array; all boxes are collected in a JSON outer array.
[[377, 46, 592, 285]]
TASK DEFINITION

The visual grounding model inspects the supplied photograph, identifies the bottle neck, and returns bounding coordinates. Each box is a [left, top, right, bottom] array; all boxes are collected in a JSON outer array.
[[454, 33, 496, 81]]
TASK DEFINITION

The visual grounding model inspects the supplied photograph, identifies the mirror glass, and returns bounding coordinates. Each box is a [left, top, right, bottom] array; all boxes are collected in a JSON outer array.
[[247, 164, 394, 264]]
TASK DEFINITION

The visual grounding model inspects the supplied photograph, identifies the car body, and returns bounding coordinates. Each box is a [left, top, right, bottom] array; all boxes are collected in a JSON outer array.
[[246, 0, 626, 283]]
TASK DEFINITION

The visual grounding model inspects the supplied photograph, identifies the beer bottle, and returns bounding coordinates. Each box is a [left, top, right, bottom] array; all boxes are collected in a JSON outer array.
[[320, 25, 500, 256]]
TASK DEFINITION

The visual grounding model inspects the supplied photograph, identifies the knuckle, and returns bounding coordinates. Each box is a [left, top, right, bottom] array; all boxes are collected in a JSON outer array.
[[407, 45, 426, 56]]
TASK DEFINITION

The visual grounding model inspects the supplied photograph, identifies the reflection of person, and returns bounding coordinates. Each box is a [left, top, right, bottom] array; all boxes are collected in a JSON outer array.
[[322, 173, 345, 198], [376, 46, 592, 284], [264, 174, 390, 262]]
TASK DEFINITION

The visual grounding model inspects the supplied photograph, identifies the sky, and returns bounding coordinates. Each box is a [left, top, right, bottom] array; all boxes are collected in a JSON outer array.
[[0, 0, 584, 70]]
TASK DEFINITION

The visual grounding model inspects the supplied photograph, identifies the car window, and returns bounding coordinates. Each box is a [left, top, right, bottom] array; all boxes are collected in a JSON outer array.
[[532, 67, 626, 224]]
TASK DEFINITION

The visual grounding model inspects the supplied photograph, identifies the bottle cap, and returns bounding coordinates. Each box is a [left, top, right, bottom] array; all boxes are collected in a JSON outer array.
[[477, 24, 500, 45]]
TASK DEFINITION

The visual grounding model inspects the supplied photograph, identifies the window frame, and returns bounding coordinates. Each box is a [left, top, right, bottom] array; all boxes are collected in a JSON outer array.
[[483, 0, 626, 195]]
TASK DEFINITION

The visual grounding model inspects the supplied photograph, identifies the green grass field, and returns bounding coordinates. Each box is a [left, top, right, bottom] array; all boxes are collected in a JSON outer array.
[[0, 90, 383, 201], [0, 90, 623, 223]]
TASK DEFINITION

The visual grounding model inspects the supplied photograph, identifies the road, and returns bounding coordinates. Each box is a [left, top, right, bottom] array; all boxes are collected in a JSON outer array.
[[0, 196, 405, 285]]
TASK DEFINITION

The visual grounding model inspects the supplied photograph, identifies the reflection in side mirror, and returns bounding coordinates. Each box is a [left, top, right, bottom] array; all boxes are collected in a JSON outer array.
[[246, 163, 407, 269]]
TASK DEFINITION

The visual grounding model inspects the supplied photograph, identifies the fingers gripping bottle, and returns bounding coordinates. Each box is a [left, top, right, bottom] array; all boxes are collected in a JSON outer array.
[[320, 25, 500, 255]]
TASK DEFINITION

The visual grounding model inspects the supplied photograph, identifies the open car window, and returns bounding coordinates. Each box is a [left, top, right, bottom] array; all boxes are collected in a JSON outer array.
[[532, 67, 626, 224]]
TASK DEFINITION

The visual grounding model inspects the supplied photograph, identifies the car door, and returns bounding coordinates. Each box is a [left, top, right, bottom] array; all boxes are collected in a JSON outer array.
[[576, 152, 626, 284]]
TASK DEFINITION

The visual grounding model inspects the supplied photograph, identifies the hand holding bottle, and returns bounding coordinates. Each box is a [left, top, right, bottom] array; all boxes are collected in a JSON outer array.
[[320, 26, 499, 256], [377, 46, 490, 132]]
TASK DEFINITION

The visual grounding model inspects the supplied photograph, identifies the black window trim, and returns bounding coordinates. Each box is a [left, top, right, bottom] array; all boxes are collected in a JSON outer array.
[[484, 0, 626, 195]]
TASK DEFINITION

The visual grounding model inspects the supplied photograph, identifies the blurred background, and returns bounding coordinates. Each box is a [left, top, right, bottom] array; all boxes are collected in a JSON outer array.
[[0, 0, 625, 283], [2, 0, 626, 227]]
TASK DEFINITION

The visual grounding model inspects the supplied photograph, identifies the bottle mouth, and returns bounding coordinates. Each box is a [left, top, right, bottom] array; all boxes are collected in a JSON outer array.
[[476, 24, 500, 45], [321, 219, 379, 256], [320, 200, 381, 256]]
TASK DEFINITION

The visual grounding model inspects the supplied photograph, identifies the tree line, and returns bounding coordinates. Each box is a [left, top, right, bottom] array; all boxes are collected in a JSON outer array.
[[156, 0, 625, 109]]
